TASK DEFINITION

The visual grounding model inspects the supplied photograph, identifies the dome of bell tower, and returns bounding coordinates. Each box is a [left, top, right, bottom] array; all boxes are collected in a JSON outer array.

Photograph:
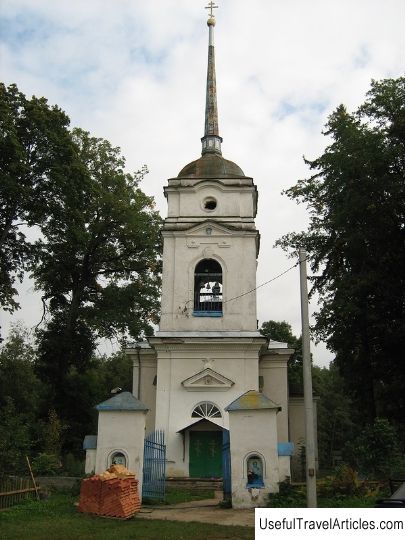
[[178, 153, 245, 178], [177, 5, 245, 179]]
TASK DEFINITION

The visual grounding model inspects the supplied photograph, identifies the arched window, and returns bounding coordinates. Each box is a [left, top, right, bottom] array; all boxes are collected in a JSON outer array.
[[246, 454, 264, 487], [110, 451, 127, 467], [194, 259, 223, 316], [192, 402, 222, 419]]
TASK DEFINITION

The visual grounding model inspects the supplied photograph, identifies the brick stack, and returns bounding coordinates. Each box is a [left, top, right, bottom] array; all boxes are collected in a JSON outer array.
[[78, 465, 141, 519]]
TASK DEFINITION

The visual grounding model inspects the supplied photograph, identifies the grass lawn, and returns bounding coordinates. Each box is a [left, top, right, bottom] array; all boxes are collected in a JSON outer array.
[[0, 493, 253, 540]]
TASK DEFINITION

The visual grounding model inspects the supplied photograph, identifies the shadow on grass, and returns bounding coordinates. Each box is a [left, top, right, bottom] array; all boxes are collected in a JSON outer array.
[[0, 493, 253, 540]]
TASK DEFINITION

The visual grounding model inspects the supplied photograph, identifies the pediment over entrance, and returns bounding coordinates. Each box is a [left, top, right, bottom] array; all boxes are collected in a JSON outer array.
[[181, 368, 234, 392]]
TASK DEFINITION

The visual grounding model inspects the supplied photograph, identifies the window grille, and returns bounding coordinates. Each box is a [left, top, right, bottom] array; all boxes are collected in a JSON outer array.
[[194, 259, 223, 315]]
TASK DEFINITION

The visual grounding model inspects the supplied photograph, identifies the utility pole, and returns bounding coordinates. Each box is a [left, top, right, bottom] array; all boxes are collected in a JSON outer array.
[[299, 248, 317, 508]]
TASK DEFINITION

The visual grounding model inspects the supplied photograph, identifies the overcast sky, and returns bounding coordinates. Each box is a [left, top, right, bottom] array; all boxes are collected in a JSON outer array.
[[1, 0, 404, 365]]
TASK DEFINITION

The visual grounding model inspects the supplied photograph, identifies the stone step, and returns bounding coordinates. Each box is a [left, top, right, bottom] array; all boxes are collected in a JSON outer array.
[[165, 477, 223, 492]]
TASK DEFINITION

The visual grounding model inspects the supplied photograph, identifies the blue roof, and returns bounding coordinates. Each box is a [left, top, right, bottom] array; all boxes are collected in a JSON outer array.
[[225, 390, 281, 412], [83, 435, 97, 450], [95, 391, 149, 412]]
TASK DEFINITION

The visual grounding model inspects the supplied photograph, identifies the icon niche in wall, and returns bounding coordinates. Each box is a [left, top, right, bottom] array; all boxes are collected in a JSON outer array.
[[246, 455, 264, 487]]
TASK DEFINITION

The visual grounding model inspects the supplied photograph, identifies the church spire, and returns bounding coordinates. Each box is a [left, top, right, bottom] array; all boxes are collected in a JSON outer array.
[[201, 2, 223, 156]]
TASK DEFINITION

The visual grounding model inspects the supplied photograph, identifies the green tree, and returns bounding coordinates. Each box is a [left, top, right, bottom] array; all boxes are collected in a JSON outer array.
[[0, 83, 79, 322], [33, 128, 161, 452], [276, 77, 405, 429], [0, 325, 44, 473], [344, 418, 404, 479], [259, 320, 303, 393], [0, 398, 32, 475], [312, 363, 353, 470], [0, 323, 42, 420], [96, 351, 134, 398]]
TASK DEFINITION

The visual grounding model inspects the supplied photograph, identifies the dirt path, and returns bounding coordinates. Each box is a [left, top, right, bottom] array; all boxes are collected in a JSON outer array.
[[137, 499, 254, 528]]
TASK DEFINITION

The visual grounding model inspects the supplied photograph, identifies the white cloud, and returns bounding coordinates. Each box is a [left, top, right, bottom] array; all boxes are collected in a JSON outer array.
[[1, 0, 404, 366]]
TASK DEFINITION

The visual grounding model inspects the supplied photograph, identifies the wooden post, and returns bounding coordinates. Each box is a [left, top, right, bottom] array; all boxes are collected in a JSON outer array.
[[26, 456, 40, 501]]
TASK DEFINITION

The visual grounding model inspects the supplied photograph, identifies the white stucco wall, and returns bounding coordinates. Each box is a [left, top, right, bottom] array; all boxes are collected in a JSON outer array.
[[130, 349, 157, 435], [159, 229, 258, 332], [260, 350, 293, 442], [228, 408, 280, 508], [165, 178, 257, 221], [85, 449, 96, 475], [160, 174, 259, 333], [95, 410, 147, 497], [150, 337, 264, 477]]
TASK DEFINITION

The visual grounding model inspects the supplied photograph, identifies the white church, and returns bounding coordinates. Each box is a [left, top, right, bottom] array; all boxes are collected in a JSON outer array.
[[84, 4, 317, 509]]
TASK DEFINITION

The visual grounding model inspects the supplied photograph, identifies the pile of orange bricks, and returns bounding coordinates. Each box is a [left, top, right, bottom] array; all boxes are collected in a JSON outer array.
[[78, 465, 141, 519]]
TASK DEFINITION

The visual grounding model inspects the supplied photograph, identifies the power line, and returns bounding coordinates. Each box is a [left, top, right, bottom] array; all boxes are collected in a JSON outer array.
[[222, 260, 300, 304], [162, 257, 305, 315]]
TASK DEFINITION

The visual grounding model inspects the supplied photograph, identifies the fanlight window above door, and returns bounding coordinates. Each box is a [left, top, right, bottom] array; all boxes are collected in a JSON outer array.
[[192, 402, 222, 419]]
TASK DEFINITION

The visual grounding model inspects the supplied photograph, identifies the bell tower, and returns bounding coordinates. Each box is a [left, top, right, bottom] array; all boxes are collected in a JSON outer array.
[[103, 2, 297, 493], [144, 3, 272, 479], [159, 7, 260, 334]]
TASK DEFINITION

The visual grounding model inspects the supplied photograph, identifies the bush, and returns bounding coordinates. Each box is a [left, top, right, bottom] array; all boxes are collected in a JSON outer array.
[[267, 480, 306, 507], [318, 465, 365, 497], [62, 453, 84, 477], [32, 453, 61, 476], [344, 418, 403, 479]]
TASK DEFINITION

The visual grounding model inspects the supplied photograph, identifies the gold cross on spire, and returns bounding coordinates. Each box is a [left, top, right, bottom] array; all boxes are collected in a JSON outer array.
[[205, 1, 218, 18]]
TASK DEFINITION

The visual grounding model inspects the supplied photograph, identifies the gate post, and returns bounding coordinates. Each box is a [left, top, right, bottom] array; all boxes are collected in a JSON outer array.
[[222, 429, 231, 500]]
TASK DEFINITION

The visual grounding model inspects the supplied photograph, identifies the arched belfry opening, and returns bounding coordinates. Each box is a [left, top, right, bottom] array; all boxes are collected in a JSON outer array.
[[193, 259, 223, 316]]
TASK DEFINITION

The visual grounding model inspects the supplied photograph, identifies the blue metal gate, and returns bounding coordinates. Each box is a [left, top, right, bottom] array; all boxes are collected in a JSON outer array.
[[142, 430, 166, 501], [222, 429, 231, 500]]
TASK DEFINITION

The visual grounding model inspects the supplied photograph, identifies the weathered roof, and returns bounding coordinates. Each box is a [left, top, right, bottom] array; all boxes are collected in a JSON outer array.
[[95, 391, 149, 412], [178, 153, 245, 178], [225, 390, 281, 412], [177, 418, 226, 433], [83, 435, 97, 450]]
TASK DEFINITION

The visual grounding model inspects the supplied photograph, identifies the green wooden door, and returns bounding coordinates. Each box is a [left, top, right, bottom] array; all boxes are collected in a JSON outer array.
[[189, 431, 222, 478]]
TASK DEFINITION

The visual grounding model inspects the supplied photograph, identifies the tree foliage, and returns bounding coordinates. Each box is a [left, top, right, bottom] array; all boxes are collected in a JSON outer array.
[[33, 128, 161, 342], [0, 325, 136, 464], [344, 418, 405, 479], [276, 77, 405, 427], [1, 83, 162, 454], [0, 83, 78, 318], [0, 324, 42, 473], [259, 320, 303, 393], [312, 364, 354, 470], [31, 128, 161, 451]]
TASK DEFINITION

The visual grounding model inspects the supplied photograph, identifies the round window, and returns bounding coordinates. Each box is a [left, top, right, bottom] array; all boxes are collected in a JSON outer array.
[[203, 197, 217, 211]]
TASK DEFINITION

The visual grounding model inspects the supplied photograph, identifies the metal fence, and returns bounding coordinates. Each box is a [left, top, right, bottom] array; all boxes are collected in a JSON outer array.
[[142, 430, 166, 501], [0, 476, 39, 510]]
